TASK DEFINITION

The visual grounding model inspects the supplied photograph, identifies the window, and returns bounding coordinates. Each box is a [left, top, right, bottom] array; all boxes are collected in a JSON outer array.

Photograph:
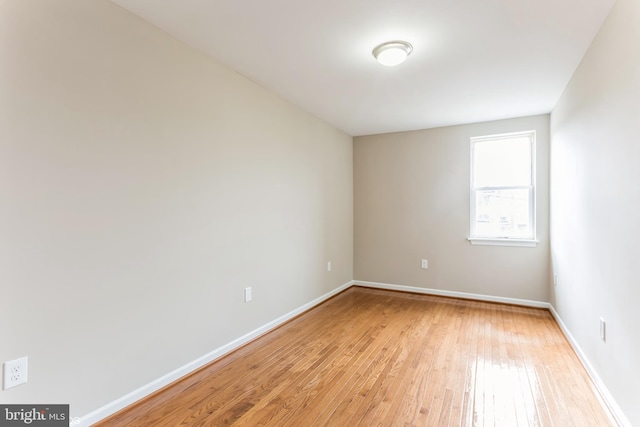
[[469, 131, 537, 246]]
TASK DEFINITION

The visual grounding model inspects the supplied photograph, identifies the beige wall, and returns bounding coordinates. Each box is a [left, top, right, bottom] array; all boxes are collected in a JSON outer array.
[[0, 0, 352, 418], [551, 0, 639, 423], [354, 115, 550, 302]]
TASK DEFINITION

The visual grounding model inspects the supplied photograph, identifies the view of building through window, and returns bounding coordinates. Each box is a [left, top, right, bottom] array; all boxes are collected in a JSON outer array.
[[470, 132, 535, 240]]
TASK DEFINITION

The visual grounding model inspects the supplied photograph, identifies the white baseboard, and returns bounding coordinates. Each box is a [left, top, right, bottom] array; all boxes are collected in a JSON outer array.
[[76, 280, 354, 427], [76, 280, 629, 427], [549, 305, 630, 427], [354, 280, 550, 308], [357, 280, 628, 426]]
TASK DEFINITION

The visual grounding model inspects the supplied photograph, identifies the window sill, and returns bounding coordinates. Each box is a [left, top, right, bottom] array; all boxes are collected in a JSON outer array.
[[468, 237, 539, 247]]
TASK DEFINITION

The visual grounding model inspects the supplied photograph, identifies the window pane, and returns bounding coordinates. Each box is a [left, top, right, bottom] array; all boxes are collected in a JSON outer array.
[[473, 137, 531, 187], [473, 188, 532, 238]]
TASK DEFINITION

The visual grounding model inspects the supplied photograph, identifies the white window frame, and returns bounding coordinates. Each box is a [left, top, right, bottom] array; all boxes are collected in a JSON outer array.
[[468, 130, 538, 247]]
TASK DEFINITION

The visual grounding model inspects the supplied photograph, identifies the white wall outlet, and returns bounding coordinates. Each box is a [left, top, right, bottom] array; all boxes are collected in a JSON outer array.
[[553, 273, 558, 287], [421, 259, 428, 269], [244, 287, 252, 303], [600, 318, 606, 342], [3, 356, 28, 390], [327, 261, 332, 272]]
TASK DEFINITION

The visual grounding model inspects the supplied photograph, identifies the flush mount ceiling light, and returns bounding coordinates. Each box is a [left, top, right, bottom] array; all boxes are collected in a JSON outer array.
[[372, 40, 413, 66]]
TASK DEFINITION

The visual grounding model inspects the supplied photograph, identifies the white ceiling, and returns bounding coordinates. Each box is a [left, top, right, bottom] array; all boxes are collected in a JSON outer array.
[[112, 0, 615, 136]]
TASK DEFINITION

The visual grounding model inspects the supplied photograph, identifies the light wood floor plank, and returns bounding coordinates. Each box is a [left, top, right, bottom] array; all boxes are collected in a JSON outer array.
[[96, 287, 616, 426]]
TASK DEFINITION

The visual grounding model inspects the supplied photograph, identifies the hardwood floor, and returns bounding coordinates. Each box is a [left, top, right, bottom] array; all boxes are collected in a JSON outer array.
[[97, 287, 616, 426]]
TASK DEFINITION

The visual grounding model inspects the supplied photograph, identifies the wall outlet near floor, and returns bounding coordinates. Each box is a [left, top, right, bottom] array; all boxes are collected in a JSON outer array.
[[3, 356, 28, 390], [244, 287, 252, 303], [327, 261, 332, 272], [553, 273, 558, 287], [421, 259, 428, 269], [599, 318, 606, 342]]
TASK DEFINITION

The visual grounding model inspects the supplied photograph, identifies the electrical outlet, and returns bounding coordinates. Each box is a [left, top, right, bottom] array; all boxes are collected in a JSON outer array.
[[244, 287, 252, 303], [3, 356, 28, 390], [600, 318, 606, 342], [327, 261, 332, 272], [553, 273, 558, 287], [421, 259, 428, 269]]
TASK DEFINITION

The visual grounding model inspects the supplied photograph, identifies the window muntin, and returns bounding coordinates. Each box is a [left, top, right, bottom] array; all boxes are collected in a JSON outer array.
[[470, 131, 535, 242]]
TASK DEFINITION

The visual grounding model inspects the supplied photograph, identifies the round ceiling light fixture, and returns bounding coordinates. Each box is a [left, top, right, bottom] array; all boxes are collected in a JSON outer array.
[[372, 40, 413, 66]]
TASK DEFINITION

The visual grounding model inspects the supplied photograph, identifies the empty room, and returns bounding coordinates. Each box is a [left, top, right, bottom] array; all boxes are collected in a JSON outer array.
[[1, 0, 638, 426]]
